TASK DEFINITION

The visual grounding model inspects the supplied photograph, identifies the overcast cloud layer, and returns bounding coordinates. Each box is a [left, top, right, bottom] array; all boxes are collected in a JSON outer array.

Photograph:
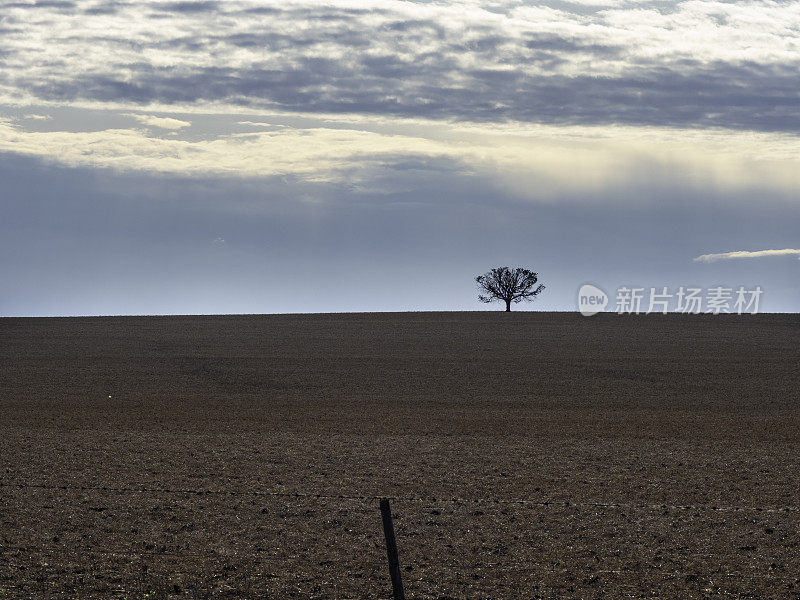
[[3, 0, 800, 131]]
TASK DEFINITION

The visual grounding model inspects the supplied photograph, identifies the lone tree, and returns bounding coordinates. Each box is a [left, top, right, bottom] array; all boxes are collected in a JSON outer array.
[[476, 267, 545, 311]]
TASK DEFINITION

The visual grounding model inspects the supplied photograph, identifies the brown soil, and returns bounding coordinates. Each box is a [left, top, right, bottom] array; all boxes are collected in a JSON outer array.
[[1, 312, 799, 599]]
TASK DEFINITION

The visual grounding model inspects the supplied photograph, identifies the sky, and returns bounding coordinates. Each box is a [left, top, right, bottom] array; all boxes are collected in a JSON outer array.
[[0, 0, 798, 315]]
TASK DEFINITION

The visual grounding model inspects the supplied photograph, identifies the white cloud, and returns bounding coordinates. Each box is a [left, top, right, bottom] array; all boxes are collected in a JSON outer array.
[[3, 115, 800, 202], [237, 121, 288, 128], [127, 114, 191, 130], [694, 249, 800, 262], [1, 1, 800, 131], [24, 114, 52, 120]]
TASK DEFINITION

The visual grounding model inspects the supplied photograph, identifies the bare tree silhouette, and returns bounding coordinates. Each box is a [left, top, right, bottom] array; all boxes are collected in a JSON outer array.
[[476, 267, 545, 311]]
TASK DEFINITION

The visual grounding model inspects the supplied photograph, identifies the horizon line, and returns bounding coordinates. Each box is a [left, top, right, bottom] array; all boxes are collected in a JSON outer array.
[[1, 310, 797, 319]]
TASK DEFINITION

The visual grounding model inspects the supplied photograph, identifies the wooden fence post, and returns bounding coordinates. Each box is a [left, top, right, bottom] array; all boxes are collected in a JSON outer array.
[[380, 498, 406, 600]]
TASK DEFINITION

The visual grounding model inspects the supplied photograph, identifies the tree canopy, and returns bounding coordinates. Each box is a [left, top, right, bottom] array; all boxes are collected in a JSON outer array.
[[476, 267, 545, 311]]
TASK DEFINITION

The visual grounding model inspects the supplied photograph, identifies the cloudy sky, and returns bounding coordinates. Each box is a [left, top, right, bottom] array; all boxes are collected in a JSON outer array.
[[1, 0, 798, 315]]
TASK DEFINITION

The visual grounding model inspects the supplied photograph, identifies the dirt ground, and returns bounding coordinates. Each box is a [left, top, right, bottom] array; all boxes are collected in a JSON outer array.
[[1, 312, 799, 599]]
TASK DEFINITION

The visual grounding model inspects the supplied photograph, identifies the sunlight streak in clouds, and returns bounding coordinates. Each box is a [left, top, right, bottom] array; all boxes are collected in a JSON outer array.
[[2, 115, 800, 201]]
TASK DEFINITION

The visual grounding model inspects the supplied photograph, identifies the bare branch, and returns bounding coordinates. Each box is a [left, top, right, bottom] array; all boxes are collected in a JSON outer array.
[[475, 267, 545, 311]]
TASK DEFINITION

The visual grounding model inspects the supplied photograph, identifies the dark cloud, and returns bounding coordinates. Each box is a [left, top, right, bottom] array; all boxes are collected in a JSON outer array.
[[83, 4, 122, 16], [524, 34, 622, 57], [3, 1, 800, 132], [17, 55, 800, 132], [4, 0, 77, 7], [240, 6, 281, 16], [152, 1, 218, 13], [382, 19, 446, 37]]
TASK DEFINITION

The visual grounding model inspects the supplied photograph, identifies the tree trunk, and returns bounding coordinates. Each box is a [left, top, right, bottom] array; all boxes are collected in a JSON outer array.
[[505, 299, 511, 312]]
